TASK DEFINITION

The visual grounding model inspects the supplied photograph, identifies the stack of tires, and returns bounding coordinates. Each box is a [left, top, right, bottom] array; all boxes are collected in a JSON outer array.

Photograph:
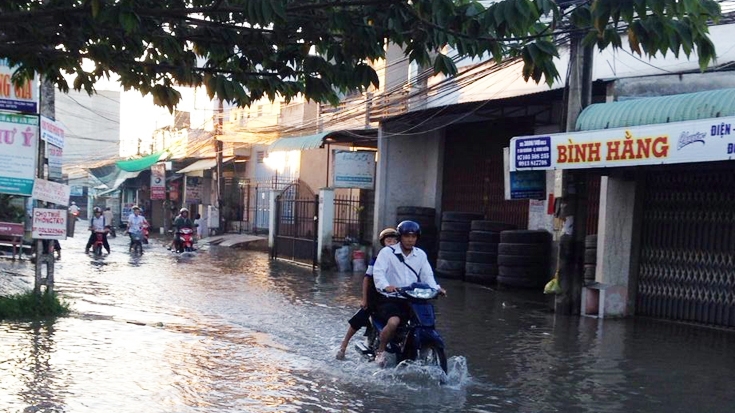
[[464, 221, 517, 285], [584, 234, 598, 284], [497, 230, 552, 288], [396, 206, 438, 264], [435, 211, 483, 279]]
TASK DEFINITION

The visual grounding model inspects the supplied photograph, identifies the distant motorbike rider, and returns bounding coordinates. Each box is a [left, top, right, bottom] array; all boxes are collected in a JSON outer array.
[[171, 207, 197, 250], [68, 201, 80, 218], [371, 220, 445, 367], [85, 207, 110, 254], [125, 205, 148, 251]]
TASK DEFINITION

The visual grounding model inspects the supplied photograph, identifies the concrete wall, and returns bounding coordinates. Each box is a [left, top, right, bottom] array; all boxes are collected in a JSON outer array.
[[374, 126, 444, 239]]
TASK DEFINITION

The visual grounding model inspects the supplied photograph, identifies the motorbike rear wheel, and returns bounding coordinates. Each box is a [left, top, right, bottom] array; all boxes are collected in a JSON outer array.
[[93, 244, 103, 256], [418, 344, 447, 373]]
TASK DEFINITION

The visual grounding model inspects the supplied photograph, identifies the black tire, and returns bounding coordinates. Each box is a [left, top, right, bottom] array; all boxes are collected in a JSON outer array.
[[397, 215, 435, 228], [134, 242, 143, 254], [465, 272, 496, 285], [465, 251, 497, 264], [441, 211, 483, 222], [498, 243, 549, 257], [497, 275, 541, 288], [439, 231, 469, 242], [468, 241, 498, 252], [397, 206, 436, 217], [584, 249, 597, 265], [500, 230, 552, 244], [93, 244, 102, 256], [438, 250, 466, 261], [418, 343, 448, 374], [470, 221, 517, 232], [468, 231, 500, 243], [497, 254, 548, 266], [585, 234, 598, 249], [438, 241, 468, 252], [584, 264, 596, 282], [417, 237, 437, 252], [440, 221, 471, 232], [464, 262, 499, 275], [436, 259, 465, 272], [498, 265, 548, 279]]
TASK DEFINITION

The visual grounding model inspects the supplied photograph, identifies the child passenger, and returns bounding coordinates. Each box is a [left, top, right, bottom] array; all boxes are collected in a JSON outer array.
[[336, 228, 399, 360]]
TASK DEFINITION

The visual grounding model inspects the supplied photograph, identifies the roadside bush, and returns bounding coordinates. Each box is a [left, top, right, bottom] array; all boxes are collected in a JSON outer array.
[[0, 291, 71, 320]]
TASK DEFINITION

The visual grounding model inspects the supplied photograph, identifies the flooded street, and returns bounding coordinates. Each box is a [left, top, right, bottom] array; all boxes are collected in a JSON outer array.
[[2, 234, 735, 413]]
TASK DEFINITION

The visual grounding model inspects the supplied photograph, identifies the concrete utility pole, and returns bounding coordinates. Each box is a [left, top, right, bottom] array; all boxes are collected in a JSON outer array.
[[215, 100, 225, 234], [555, 36, 594, 315], [35, 79, 55, 294]]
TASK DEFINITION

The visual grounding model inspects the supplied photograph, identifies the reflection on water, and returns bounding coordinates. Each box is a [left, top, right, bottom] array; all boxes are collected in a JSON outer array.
[[1, 234, 735, 412]]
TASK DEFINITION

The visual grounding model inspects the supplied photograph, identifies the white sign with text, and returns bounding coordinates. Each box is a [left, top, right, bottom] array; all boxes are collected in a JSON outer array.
[[32, 179, 71, 206], [32, 208, 67, 239]]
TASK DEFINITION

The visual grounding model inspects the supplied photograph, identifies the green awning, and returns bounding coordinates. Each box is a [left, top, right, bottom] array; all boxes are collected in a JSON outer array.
[[576, 88, 735, 131], [115, 151, 166, 172], [268, 132, 331, 152]]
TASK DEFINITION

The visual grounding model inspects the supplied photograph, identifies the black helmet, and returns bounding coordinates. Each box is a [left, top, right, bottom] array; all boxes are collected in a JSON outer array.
[[397, 220, 421, 237]]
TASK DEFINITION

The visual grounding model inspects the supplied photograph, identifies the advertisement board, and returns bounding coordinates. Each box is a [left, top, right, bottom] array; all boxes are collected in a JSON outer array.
[[32, 179, 71, 206], [40, 116, 65, 148], [511, 116, 735, 171], [0, 113, 38, 196], [47, 144, 63, 180], [185, 176, 202, 202], [0, 60, 38, 113], [150, 163, 166, 200], [31, 208, 67, 239], [333, 150, 376, 189]]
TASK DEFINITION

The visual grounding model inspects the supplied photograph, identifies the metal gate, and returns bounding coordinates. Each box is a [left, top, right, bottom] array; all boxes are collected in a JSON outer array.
[[271, 183, 319, 268], [637, 166, 735, 327]]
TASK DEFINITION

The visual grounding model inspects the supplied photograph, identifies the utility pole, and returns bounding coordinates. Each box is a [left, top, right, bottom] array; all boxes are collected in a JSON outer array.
[[555, 35, 594, 315], [215, 100, 224, 234], [35, 79, 55, 294]]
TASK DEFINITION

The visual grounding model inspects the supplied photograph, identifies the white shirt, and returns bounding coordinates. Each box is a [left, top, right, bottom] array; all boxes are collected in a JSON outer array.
[[69, 205, 80, 214], [90, 215, 106, 231], [372, 245, 440, 297], [127, 214, 147, 233]]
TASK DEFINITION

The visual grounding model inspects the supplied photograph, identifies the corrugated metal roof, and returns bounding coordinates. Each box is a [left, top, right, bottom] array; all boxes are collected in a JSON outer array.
[[576, 88, 735, 131], [268, 132, 331, 153]]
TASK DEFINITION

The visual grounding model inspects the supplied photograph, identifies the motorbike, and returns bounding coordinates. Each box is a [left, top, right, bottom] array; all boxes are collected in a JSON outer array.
[[90, 230, 106, 256], [175, 228, 195, 253], [355, 283, 447, 373], [142, 224, 149, 244], [129, 231, 144, 255], [105, 225, 116, 238]]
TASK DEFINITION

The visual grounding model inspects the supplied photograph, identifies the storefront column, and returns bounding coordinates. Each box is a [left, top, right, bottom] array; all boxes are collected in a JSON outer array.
[[582, 175, 635, 318], [317, 188, 335, 265]]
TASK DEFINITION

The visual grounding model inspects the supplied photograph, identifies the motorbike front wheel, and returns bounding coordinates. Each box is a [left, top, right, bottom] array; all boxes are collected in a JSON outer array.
[[418, 344, 447, 373], [93, 244, 103, 256]]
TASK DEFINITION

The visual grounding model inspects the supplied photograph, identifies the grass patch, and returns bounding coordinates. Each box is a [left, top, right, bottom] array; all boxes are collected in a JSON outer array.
[[0, 291, 71, 320]]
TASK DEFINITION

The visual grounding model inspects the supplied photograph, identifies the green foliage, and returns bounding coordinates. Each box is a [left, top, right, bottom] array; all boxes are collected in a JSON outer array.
[[0, 195, 26, 223], [0, 0, 722, 111], [0, 290, 71, 320]]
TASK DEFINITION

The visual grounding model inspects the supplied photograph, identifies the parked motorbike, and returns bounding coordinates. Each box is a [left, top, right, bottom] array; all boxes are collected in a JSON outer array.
[[175, 228, 195, 253], [355, 283, 447, 373], [105, 225, 116, 238]]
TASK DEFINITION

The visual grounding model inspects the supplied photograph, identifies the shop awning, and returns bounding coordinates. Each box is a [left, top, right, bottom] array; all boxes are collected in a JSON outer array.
[[176, 157, 234, 174], [576, 88, 735, 131], [268, 129, 378, 153], [268, 132, 331, 152], [115, 151, 167, 172]]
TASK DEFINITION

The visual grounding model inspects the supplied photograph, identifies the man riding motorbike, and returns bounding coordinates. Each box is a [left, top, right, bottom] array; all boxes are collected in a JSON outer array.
[[85, 207, 110, 254], [125, 205, 148, 252], [171, 207, 197, 251], [371, 220, 446, 367]]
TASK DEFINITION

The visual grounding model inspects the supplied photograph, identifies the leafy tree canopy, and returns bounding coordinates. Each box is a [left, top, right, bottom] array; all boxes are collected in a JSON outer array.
[[0, 0, 721, 110]]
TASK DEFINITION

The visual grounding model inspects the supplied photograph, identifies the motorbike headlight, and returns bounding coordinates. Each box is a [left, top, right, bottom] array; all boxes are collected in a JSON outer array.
[[405, 288, 437, 299]]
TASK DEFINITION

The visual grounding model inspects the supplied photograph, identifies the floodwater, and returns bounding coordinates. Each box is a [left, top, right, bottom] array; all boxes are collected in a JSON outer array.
[[1, 233, 735, 413]]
